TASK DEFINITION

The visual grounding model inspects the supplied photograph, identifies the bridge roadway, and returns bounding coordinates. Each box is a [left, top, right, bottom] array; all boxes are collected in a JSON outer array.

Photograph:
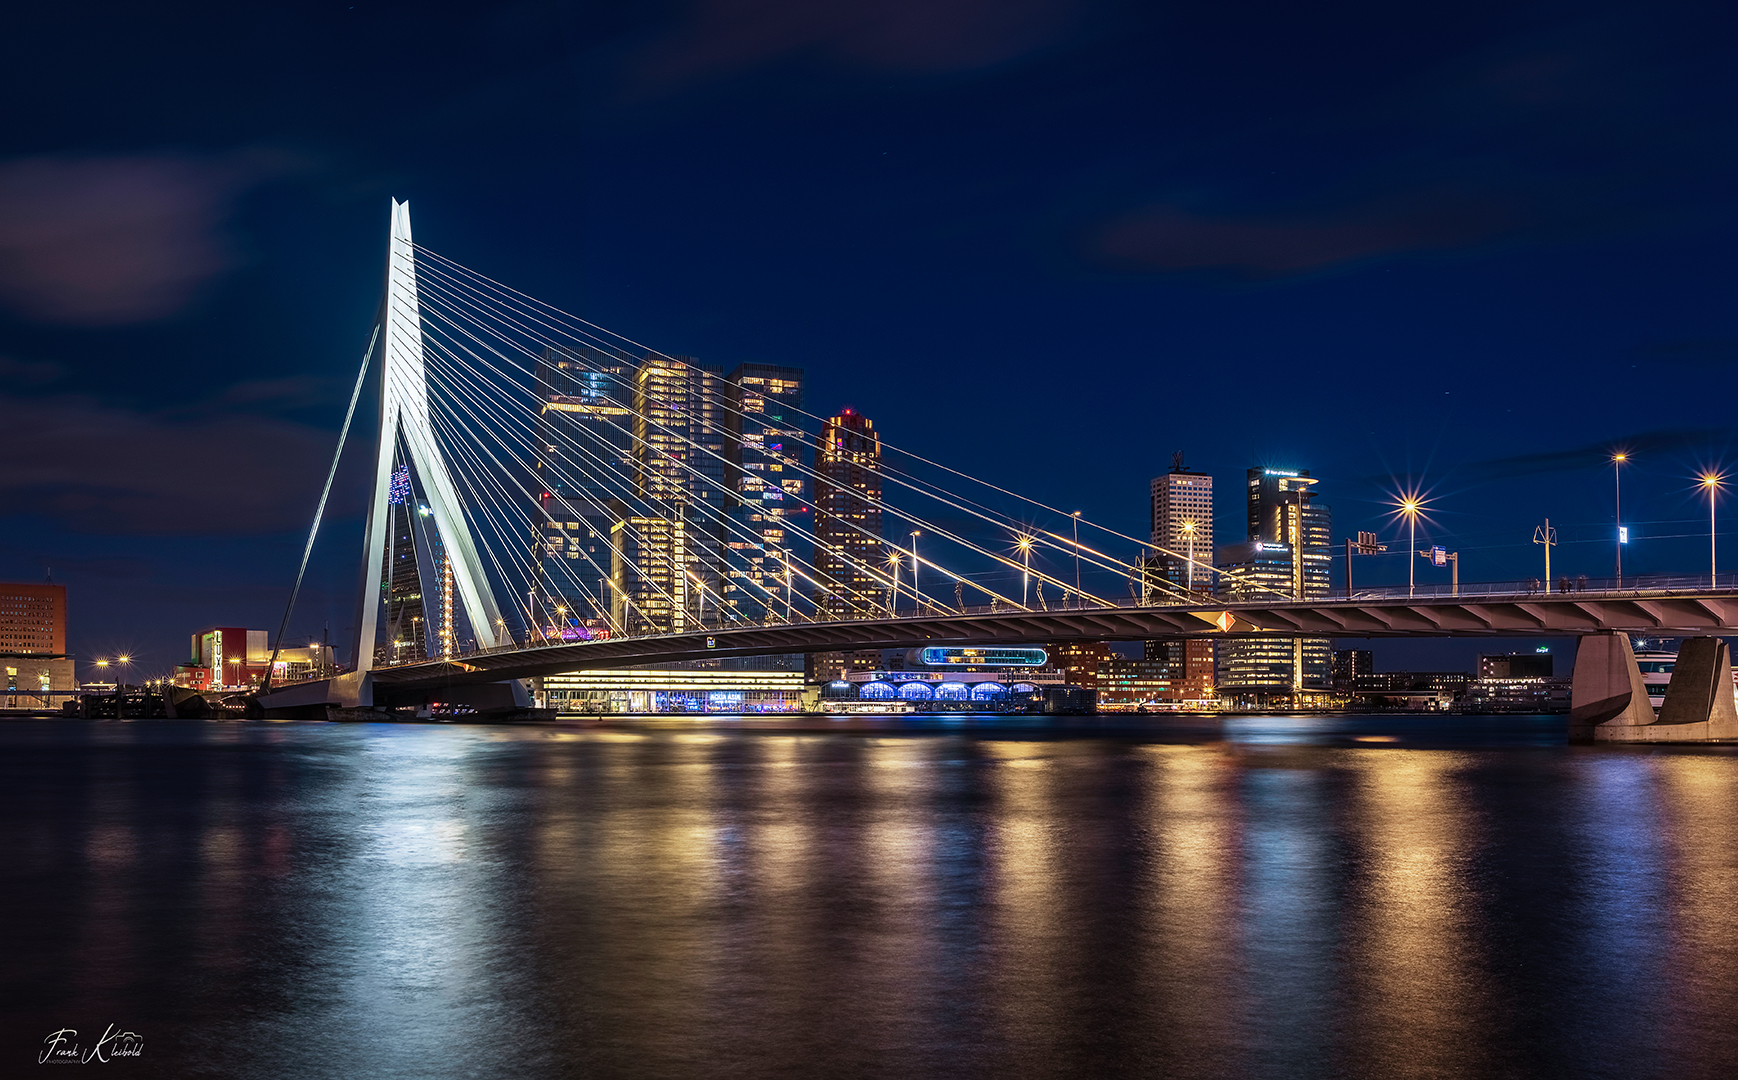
[[369, 585, 1738, 693]]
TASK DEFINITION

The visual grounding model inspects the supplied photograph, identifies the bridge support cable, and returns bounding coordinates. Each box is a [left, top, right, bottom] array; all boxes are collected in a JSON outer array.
[[411, 245, 1240, 601], [418, 335, 818, 632], [411, 257, 1239, 609], [410, 266, 1124, 614], [261, 322, 380, 692], [411, 315, 797, 633], [413, 256, 1135, 606], [422, 313, 987, 621], [418, 349, 710, 635], [408, 238, 1285, 634], [411, 282, 969, 622]]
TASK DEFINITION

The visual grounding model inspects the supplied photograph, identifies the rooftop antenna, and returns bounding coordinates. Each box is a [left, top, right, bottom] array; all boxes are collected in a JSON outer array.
[[1171, 450, 1185, 472]]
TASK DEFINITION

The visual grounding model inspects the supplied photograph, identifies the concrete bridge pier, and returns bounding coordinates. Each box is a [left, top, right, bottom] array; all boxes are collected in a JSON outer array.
[[1570, 633, 1738, 742], [1568, 633, 1653, 741]]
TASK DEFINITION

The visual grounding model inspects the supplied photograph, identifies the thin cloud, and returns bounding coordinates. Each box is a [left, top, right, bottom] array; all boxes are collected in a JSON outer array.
[[0, 392, 332, 535], [1092, 188, 1525, 277], [0, 355, 65, 384], [631, 0, 1081, 91], [1462, 429, 1733, 482], [0, 150, 289, 325]]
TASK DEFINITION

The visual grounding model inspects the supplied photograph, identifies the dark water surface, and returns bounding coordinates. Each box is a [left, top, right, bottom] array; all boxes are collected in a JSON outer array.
[[3, 715, 1736, 1079]]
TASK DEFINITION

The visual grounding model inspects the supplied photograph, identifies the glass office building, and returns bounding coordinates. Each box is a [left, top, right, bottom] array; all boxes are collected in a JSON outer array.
[[724, 363, 806, 622], [1215, 467, 1333, 702]]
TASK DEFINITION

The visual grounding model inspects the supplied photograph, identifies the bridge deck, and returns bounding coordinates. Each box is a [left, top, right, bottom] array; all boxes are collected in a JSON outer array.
[[366, 588, 1738, 690]]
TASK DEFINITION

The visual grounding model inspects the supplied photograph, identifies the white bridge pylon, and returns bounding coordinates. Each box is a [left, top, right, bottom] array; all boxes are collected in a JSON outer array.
[[355, 200, 504, 671]]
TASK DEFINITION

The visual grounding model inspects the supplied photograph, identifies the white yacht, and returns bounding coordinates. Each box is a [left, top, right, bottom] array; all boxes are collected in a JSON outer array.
[[1632, 641, 1738, 714], [1633, 649, 1676, 714]]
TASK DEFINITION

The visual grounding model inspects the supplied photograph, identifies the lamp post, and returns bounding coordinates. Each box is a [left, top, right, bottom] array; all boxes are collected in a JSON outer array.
[[1181, 521, 1197, 595], [886, 550, 902, 616], [1399, 498, 1422, 597], [1612, 453, 1628, 587], [1071, 511, 1082, 605], [1702, 473, 1722, 586], [1017, 535, 1033, 610], [910, 531, 921, 614]]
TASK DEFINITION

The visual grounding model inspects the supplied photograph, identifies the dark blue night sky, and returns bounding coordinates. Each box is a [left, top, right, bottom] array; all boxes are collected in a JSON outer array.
[[2, 0, 1735, 672]]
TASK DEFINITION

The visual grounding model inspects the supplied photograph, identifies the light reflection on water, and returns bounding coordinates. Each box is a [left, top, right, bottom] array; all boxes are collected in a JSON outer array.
[[2, 717, 1736, 1079]]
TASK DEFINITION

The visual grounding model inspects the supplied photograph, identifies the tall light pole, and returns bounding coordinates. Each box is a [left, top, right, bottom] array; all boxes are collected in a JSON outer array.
[[887, 550, 902, 615], [1181, 521, 1197, 594], [1071, 511, 1082, 604], [1612, 453, 1628, 587], [1399, 498, 1422, 597], [910, 531, 921, 614], [1017, 535, 1033, 609], [1702, 473, 1722, 586]]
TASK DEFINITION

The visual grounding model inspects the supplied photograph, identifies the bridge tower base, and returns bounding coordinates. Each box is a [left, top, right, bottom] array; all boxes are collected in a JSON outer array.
[[1569, 633, 1738, 742]]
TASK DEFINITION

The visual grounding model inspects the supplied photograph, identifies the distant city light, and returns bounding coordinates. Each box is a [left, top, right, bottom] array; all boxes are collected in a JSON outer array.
[[388, 465, 412, 505]]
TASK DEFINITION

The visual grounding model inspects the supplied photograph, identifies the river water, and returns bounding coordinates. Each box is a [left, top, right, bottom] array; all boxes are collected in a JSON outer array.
[[3, 715, 1735, 1079]]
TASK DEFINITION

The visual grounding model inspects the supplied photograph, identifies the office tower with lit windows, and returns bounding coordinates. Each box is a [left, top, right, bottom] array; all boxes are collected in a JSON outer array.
[[1214, 467, 1333, 702], [610, 504, 694, 634], [724, 363, 806, 621], [599, 353, 731, 634], [1148, 457, 1214, 597], [532, 344, 635, 629], [1143, 456, 1215, 699], [812, 409, 886, 618]]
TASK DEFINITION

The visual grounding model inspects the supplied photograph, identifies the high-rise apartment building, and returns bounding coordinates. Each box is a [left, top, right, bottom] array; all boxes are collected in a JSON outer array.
[[812, 409, 886, 618], [610, 507, 694, 634], [1148, 457, 1214, 597], [533, 345, 634, 628], [1144, 456, 1215, 700], [597, 353, 733, 635], [725, 363, 806, 621], [1215, 467, 1333, 701]]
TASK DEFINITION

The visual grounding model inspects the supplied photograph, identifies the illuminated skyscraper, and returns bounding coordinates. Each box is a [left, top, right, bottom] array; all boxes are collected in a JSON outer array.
[[1149, 456, 1214, 596], [725, 363, 806, 621], [1215, 467, 1333, 702], [533, 344, 633, 628], [812, 409, 886, 617], [1143, 456, 1216, 700]]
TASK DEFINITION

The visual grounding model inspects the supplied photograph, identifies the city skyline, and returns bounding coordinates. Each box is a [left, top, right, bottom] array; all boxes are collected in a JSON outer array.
[[2, 0, 1735, 673]]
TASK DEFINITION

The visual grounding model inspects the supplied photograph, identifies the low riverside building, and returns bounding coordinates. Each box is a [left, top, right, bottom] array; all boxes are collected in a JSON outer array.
[[539, 655, 806, 714], [1094, 658, 1219, 712], [816, 667, 1088, 712], [1, 582, 75, 706]]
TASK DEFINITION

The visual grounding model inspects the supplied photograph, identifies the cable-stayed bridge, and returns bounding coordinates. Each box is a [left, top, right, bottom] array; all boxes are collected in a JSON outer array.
[[254, 202, 1738, 741]]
